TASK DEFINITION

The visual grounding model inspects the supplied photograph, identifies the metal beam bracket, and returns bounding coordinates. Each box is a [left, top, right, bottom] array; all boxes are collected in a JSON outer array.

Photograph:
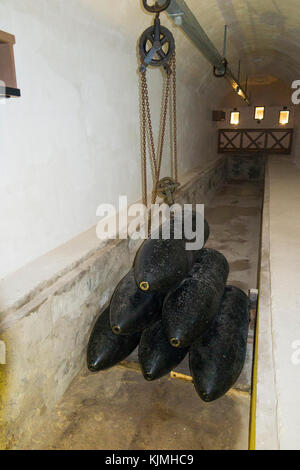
[[168, 11, 184, 26], [161, 0, 250, 104], [213, 59, 228, 78]]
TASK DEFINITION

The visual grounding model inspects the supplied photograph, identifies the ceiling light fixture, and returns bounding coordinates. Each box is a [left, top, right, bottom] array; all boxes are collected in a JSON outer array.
[[230, 108, 240, 126], [254, 106, 265, 123], [279, 106, 290, 126]]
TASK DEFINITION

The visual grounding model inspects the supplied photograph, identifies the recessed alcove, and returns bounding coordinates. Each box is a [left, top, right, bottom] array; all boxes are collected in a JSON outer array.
[[0, 29, 20, 98]]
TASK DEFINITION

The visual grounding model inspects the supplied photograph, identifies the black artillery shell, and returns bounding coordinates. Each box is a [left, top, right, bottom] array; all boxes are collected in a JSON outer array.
[[204, 219, 210, 244], [87, 307, 140, 372], [139, 320, 189, 381], [191, 218, 210, 262], [189, 286, 250, 402], [134, 233, 189, 294], [134, 218, 210, 294], [162, 248, 229, 348], [110, 269, 163, 335]]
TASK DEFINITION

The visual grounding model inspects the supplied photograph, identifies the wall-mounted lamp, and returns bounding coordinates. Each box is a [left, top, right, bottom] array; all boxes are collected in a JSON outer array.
[[279, 106, 290, 126], [254, 106, 265, 123], [230, 108, 240, 126]]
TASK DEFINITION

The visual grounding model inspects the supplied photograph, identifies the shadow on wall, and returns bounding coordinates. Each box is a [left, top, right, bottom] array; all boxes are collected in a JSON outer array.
[[216, 0, 287, 81], [216, 0, 249, 51]]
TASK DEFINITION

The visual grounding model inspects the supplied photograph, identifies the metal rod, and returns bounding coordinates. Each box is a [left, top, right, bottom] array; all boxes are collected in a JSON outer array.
[[170, 371, 194, 383], [160, 0, 250, 104], [118, 362, 250, 397], [223, 25, 228, 58]]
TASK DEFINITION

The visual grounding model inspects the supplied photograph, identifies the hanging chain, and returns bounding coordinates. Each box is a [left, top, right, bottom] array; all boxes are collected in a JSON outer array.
[[141, 71, 158, 179], [152, 61, 172, 205], [140, 52, 177, 208], [172, 53, 178, 183], [141, 72, 148, 207]]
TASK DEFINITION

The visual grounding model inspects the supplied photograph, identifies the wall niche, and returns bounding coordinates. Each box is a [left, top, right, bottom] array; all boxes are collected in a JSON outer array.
[[0, 29, 20, 98]]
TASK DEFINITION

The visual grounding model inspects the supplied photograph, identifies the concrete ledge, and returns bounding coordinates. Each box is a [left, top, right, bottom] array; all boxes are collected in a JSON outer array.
[[256, 158, 279, 450], [256, 156, 300, 450]]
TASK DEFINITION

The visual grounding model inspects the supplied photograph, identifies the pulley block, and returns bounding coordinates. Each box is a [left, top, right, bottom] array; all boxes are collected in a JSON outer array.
[[157, 177, 180, 206], [142, 0, 171, 14], [139, 17, 175, 71]]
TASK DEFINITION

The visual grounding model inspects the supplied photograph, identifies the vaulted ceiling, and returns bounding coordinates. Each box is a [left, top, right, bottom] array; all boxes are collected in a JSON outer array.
[[84, 0, 300, 105], [177, 0, 300, 85]]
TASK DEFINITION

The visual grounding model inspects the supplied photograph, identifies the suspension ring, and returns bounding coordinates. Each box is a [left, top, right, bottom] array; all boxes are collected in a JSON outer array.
[[142, 0, 171, 13], [213, 59, 228, 78]]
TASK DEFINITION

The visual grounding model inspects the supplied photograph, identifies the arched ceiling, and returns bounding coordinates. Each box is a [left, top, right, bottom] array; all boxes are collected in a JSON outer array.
[[82, 0, 300, 106], [84, 0, 300, 85], [179, 0, 300, 85]]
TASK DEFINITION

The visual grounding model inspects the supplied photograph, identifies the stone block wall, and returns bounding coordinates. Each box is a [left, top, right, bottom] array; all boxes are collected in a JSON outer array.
[[226, 154, 266, 181]]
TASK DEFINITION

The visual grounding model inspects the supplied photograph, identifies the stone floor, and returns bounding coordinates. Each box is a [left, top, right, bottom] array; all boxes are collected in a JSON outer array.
[[21, 180, 263, 450], [206, 180, 263, 293]]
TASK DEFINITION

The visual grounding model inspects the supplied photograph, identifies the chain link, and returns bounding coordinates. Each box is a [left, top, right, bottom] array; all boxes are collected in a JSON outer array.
[[141, 72, 148, 207], [152, 61, 172, 205], [140, 53, 177, 208], [172, 53, 178, 183]]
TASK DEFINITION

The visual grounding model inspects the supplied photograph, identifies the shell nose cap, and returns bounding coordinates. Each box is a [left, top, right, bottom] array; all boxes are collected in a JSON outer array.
[[170, 337, 181, 348], [139, 281, 150, 292], [87, 363, 98, 372], [145, 372, 153, 381], [112, 325, 121, 335]]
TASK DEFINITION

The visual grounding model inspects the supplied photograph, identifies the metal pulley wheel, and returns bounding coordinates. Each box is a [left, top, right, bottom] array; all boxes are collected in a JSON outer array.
[[142, 0, 171, 13], [139, 19, 175, 70]]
